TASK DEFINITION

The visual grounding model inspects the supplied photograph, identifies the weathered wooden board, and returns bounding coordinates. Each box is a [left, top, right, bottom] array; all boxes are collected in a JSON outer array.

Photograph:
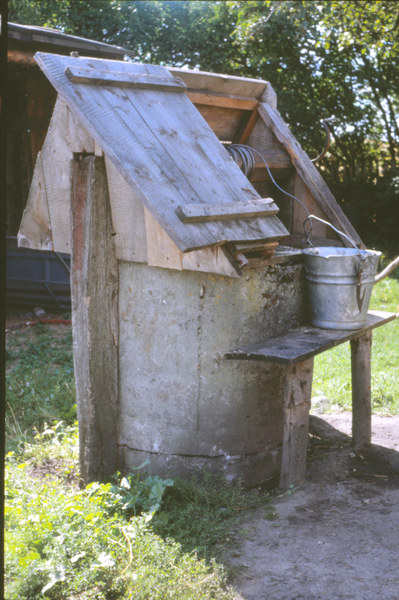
[[181, 246, 240, 277], [225, 311, 397, 365], [65, 66, 187, 92], [351, 332, 372, 448], [246, 115, 293, 178], [71, 156, 119, 483], [40, 97, 74, 254], [144, 207, 183, 270], [105, 155, 148, 263], [186, 91, 258, 110], [257, 103, 364, 248], [280, 358, 313, 491], [176, 199, 275, 223], [192, 104, 244, 142], [35, 53, 288, 251], [17, 151, 53, 250], [232, 108, 260, 145]]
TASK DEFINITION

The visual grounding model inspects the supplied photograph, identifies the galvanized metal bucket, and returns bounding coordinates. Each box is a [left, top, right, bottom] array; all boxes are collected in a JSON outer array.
[[302, 247, 381, 330]]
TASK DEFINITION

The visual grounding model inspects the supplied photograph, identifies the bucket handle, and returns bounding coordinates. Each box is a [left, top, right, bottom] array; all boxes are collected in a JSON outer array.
[[303, 215, 364, 260]]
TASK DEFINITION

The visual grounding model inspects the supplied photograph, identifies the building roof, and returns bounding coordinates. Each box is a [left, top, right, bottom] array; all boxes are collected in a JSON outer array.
[[8, 22, 133, 61]]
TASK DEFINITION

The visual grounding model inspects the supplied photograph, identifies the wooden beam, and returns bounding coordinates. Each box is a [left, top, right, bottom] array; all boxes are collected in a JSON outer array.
[[232, 108, 259, 145], [257, 103, 365, 249], [280, 358, 314, 491], [65, 66, 187, 92], [351, 332, 372, 448], [7, 50, 36, 65], [176, 199, 276, 223], [187, 91, 258, 110], [71, 155, 119, 484]]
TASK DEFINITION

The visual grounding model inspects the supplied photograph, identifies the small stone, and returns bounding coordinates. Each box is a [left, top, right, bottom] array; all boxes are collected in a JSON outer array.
[[311, 395, 330, 413], [34, 307, 46, 317]]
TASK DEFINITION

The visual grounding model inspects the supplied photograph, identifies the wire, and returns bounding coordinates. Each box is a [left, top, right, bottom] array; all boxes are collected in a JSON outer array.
[[227, 144, 313, 243]]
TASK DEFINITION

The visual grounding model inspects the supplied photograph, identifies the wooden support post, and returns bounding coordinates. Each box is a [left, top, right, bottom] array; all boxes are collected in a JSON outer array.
[[351, 331, 372, 448], [280, 358, 314, 491], [71, 156, 119, 485]]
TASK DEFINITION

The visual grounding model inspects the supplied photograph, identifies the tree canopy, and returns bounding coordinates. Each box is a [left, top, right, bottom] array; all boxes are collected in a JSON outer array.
[[9, 1, 398, 166]]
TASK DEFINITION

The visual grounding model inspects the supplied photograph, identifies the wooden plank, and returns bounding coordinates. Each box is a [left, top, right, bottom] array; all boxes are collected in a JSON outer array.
[[34, 53, 218, 253], [167, 67, 269, 99], [186, 91, 258, 110], [17, 151, 53, 250], [280, 358, 313, 491], [225, 311, 397, 365], [257, 103, 365, 248], [193, 104, 244, 142], [99, 58, 288, 246], [71, 156, 119, 484], [144, 207, 183, 270], [351, 332, 372, 448], [8, 50, 36, 65], [181, 246, 240, 277], [176, 199, 276, 222], [232, 108, 260, 145], [292, 173, 330, 238], [40, 96, 73, 254], [65, 66, 187, 92], [68, 103, 94, 154], [228, 240, 278, 254], [105, 155, 147, 263], [246, 114, 293, 171]]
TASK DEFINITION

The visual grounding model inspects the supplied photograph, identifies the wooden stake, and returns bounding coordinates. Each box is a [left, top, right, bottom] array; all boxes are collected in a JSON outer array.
[[280, 358, 314, 491], [71, 156, 119, 485], [351, 332, 372, 448]]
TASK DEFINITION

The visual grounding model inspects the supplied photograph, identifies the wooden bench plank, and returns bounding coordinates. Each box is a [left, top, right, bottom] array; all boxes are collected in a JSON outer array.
[[225, 311, 397, 365]]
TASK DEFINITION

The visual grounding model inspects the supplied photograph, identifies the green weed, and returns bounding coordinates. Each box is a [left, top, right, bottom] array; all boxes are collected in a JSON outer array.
[[312, 275, 399, 413]]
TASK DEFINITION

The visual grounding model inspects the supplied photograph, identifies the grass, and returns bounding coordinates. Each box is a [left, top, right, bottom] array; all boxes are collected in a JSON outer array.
[[312, 272, 399, 414], [5, 322, 275, 599]]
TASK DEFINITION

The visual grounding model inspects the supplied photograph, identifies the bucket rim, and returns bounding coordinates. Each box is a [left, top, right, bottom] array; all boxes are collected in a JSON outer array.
[[301, 247, 382, 259]]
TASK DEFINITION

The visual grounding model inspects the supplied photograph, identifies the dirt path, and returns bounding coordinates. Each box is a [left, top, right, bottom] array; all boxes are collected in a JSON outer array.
[[230, 413, 399, 600]]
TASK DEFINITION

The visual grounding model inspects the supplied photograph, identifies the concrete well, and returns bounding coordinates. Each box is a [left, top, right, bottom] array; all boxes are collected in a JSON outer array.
[[117, 261, 308, 486]]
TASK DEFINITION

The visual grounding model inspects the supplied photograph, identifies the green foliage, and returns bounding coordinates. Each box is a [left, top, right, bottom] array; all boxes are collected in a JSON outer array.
[[327, 173, 399, 256], [5, 427, 235, 599], [5, 326, 76, 453], [159, 473, 274, 562], [313, 275, 399, 414]]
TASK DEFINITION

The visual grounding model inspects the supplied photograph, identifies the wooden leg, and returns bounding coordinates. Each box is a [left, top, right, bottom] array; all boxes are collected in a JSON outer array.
[[71, 156, 119, 485], [280, 358, 314, 491], [350, 331, 372, 448]]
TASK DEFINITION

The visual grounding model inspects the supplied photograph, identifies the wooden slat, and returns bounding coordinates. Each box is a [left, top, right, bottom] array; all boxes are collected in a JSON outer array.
[[225, 311, 397, 365], [176, 199, 275, 223], [144, 207, 183, 270], [232, 108, 259, 145], [100, 58, 288, 246], [193, 104, 244, 142], [40, 96, 73, 253], [167, 67, 269, 99], [105, 155, 148, 263], [35, 53, 217, 253], [228, 240, 278, 254], [181, 246, 240, 277], [351, 332, 372, 448], [71, 155, 119, 484], [65, 66, 187, 92], [257, 103, 365, 248], [186, 91, 258, 110], [17, 151, 53, 250]]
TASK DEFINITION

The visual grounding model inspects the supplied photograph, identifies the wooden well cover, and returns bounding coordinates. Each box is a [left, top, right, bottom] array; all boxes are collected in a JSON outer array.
[[34, 52, 288, 253]]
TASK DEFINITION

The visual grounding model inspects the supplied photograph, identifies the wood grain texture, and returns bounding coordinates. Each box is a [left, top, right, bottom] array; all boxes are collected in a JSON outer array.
[[351, 332, 372, 448], [167, 67, 269, 98], [176, 199, 276, 222], [280, 358, 313, 491], [40, 96, 73, 253], [65, 66, 187, 92], [225, 311, 397, 365], [105, 155, 148, 263], [144, 207, 183, 270], [181, 246, 240, 277], [17, 151, 53, 250], [68, 103, 94, 154], [232, 108, 260, 145], [71, 156, 119, 484], [257, 103, 365, 248], [192, 104, 244, 142], [186, 91, 258, 110]]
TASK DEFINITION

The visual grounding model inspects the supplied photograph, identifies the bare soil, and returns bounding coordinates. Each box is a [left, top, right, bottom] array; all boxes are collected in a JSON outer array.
[[230, 413, 399, 600]]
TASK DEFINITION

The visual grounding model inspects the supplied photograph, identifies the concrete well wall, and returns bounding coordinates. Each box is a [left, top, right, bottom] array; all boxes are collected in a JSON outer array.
[[117, 261, 309, 486]]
